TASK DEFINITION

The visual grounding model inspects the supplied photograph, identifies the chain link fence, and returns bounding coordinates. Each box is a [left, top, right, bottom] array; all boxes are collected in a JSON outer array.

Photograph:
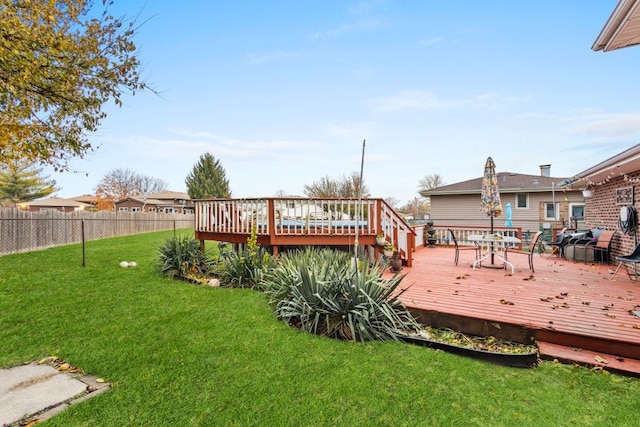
[[0, 208, 194, 259]]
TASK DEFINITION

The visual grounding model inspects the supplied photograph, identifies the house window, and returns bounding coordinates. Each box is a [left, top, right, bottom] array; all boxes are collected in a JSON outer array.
[[569, 203, 585, 222], [131, 207, 141, 212], [516, 193, 528, 209], [544, 203, 559, 220], [118, 207, 128, 212]]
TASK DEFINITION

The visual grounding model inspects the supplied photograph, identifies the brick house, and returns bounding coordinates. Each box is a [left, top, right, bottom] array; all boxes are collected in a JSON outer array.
[[573, 143, 640, 259], [69, 194, 98, 209], [19, 197, 92, 213], [585, 0, 640, 258], [114, 191, 194, 214]]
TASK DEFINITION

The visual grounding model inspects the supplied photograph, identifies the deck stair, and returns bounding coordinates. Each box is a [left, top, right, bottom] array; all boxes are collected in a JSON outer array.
[[537, 341, 640, 377]]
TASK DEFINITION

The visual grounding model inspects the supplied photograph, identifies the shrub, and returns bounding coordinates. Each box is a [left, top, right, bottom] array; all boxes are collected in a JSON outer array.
[[263, 247, 421, 342], [157, 235, 213, 281], [217, 225, 275, 289]]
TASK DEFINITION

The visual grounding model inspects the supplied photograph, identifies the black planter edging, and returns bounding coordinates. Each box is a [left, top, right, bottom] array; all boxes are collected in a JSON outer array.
[[398, 335, 539, 368]]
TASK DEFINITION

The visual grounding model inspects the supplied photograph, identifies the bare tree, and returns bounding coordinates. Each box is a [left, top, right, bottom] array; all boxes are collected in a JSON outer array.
[[418, 174, 445, 197], [303, 171, 370, 198], [400, 197, 430, 219], [95, 168, 167, 210], [384, 197, 400, 208]]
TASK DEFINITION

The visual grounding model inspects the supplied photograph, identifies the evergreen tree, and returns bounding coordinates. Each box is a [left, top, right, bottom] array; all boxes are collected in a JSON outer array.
[[185, 153, 231, 199], [0, 159, 58, 206]]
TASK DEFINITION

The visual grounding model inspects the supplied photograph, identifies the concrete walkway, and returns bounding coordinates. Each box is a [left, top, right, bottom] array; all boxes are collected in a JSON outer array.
[[0, 362, 110, 426]]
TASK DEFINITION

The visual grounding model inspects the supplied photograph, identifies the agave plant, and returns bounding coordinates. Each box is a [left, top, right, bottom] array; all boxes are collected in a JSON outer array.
[[263, 247, 421, 342], [156, 235, 213, 280]]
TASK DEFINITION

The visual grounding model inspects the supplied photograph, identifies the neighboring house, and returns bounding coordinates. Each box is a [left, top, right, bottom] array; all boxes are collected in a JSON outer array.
[[573, 143, 640, 259], [421, 165, 585, 235], [19, 197, 92, 213], [69, 194, 98, 209], [114, 191, 194, 214]]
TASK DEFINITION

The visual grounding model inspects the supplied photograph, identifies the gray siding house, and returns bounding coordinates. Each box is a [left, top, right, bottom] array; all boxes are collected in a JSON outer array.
[[421, 166, 585, 235]]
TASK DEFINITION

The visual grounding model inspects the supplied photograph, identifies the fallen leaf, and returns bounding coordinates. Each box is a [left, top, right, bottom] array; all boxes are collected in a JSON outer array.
[[540, 297, 553, 302], [594, 355, 609, 364], [96, 378, 106, 383], [582, 301, 591, 305], [606, 312, 616, 318], [560, 292, 568, 296], [562, 302, 570, 308], [551, 304, 559, 309], [59, 363, 70, 371], [500, 299, 514, 305]]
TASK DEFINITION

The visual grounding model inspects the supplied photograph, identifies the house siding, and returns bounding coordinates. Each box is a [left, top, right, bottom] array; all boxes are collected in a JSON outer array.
[[430, 190, 585, 234]]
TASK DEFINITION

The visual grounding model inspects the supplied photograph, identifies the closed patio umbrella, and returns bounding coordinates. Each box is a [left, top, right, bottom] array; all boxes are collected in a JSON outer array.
[[505, 202, 513, 227], [480, 157, 503, 266], [480, 156, 503, 233]]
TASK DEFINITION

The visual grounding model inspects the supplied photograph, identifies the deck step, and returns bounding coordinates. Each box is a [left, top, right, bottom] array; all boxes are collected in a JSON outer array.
[[537, 341, 640, 377]]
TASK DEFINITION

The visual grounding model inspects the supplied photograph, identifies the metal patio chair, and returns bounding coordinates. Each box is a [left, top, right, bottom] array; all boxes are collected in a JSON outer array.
[[611, 243, 640, 280], [448, 228, 480, 266], [504, 231, 543, 273]]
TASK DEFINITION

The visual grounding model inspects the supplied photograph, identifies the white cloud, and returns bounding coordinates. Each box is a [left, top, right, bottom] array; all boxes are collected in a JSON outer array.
[[369, 90, 527, 113], [311, 18, 387, 39], [244, 51, 299, 65]]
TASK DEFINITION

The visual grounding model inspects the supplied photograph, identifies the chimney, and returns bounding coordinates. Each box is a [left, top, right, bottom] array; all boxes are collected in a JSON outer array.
[[539, 164, 551, 177]]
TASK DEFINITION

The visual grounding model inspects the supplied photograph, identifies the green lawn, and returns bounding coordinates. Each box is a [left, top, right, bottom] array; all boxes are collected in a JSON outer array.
[[1, 230, 639, 426]]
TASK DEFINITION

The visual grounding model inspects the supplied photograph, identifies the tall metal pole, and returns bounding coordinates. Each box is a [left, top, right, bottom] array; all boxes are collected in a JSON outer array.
[[552, 181, 557, 228], [354, 139, 366, 260]]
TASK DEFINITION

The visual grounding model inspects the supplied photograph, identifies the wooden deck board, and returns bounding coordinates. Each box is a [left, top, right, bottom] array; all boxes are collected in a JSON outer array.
[[393, 246, 640, 373]]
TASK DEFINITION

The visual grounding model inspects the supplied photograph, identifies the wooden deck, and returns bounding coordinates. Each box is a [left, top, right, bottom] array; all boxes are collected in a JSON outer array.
[[194, 198, 421, 265], [395, 245, 640, 375]]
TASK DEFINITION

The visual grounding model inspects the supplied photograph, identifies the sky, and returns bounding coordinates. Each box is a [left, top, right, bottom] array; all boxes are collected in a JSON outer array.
[[48, 0, 640, 205]]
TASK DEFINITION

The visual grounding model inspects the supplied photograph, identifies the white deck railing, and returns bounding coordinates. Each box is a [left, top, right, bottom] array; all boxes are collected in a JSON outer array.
[[194, 197, 416, 257]]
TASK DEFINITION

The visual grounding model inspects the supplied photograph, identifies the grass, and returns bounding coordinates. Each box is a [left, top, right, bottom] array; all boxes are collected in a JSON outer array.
[[1, 230, 640, 426]]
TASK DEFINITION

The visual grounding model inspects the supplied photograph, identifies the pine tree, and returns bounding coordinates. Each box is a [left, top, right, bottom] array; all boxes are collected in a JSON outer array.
[[0, 159, 58, 206], [185, 153, 231, 199]]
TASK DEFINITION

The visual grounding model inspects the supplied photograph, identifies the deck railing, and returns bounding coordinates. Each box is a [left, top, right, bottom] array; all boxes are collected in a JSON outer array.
[[194, 197, 416, 262], [425, 225, 565, 250]]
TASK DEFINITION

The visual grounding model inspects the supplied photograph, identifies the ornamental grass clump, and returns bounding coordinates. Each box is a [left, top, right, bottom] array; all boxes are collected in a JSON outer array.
[[217, 225, 275, 289], [263, 247, 421, 342], [156, 235, 214, 282]]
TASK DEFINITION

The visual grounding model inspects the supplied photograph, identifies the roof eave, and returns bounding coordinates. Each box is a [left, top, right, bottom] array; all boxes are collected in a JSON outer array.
[[593, 0, 640, 52]]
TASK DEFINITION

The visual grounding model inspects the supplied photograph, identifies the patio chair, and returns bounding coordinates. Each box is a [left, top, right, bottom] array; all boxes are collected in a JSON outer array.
[[572, 229, 616, 264], [611, 243, 640, 280], [546, 228, 568, 257], [448, 228, 480, 266], [504, 231, 543, 272]]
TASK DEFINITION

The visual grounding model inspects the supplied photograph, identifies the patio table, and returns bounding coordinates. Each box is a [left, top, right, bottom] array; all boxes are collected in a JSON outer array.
[[468, 234, 521, 274]]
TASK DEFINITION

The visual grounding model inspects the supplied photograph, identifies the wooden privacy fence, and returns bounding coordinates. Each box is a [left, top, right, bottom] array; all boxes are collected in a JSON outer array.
[[0, 208, 195, 256]]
